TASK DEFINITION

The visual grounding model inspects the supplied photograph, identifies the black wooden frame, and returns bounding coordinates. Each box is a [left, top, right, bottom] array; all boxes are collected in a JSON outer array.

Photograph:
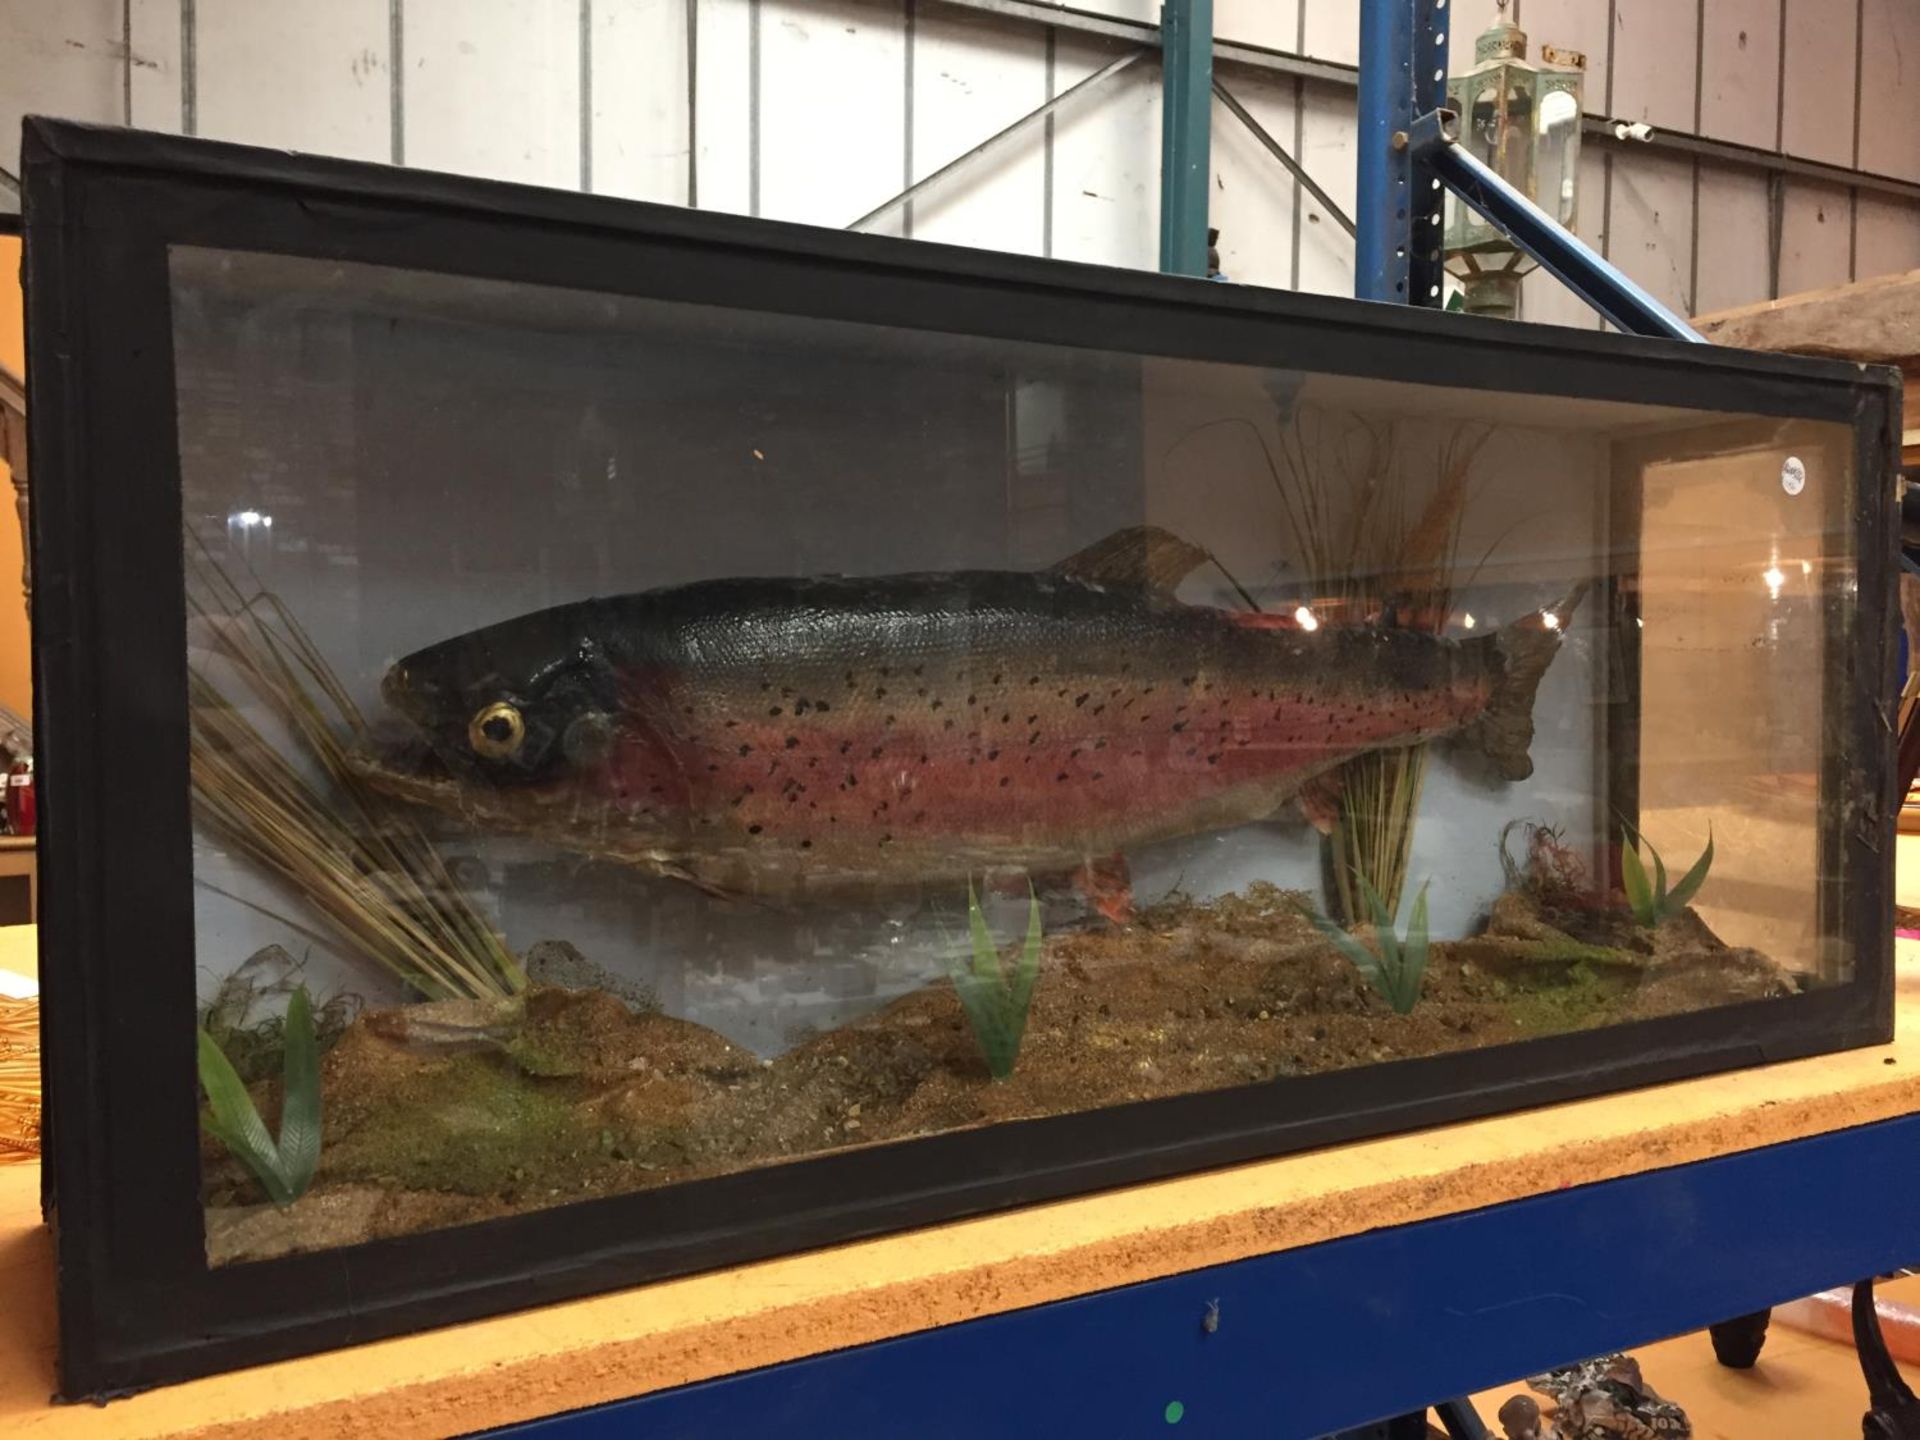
[[20, 117, 1900, 1400]]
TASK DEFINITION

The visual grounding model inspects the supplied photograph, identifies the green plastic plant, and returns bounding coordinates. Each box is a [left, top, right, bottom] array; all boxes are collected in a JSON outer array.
[[1305, 876, 1430, 1016], [1620, 824, 1713, 928], [951, 882, 1043, 1082], [197, 985, 322, 1208]]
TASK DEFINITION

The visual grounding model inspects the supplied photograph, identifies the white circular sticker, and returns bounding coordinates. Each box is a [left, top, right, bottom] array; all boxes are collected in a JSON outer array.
[[1781, 456, 1806, 496]]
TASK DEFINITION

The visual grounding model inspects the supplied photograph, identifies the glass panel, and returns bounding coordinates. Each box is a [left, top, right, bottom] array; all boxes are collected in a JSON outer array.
[[1535, 80, 1584, 230], [171, 247, 1857, 1264]]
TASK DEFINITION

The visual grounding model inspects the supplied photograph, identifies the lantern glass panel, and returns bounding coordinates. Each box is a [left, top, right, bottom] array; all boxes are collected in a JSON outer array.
[[1535, 74, 1584, 231]]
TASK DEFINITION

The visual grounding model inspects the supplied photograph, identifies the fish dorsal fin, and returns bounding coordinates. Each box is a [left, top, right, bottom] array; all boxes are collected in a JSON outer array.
[[1051, 525, 1213, 594]]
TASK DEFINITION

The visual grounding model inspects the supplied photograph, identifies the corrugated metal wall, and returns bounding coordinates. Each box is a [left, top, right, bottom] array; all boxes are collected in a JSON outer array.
[[3, 0, 1918, 324]]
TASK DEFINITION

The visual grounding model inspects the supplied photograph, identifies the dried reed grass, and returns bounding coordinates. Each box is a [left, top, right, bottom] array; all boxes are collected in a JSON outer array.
[[1266, 419, 1484, 925], [0, 996, 37, 1162], [186, 540, 525, 1001]]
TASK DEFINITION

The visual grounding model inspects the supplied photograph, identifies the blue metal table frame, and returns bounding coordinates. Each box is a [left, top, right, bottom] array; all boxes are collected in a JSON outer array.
[[488, 1113, 1920, 1437]]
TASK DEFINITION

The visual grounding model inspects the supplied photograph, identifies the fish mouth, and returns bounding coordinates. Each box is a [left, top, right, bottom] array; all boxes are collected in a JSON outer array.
[[354, 665, 488, 810], [345, 729, 470, 809]]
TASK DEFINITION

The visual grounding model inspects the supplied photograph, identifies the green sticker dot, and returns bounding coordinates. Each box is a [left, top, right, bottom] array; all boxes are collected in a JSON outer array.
[[1165, 1400, 1186, 1424]]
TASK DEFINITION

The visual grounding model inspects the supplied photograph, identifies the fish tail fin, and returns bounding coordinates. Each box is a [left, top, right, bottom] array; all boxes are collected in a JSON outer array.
[[1465, 584, 1588, 782]]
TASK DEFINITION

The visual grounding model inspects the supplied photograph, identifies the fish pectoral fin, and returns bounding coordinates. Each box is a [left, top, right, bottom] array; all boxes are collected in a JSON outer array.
[[649, 856, 747, 903], [1296, 772, 1343, 835], [1071, 853, 1135, 926], [1051, 525, 1214, 595]]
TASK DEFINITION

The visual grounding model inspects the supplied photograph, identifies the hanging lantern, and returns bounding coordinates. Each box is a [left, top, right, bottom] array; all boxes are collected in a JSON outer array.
[[1443, 0, 1586, 320]]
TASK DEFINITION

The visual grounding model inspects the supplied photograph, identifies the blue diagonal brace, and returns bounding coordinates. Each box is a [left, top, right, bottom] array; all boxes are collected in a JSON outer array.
[[1429, 138, 1705, 342]]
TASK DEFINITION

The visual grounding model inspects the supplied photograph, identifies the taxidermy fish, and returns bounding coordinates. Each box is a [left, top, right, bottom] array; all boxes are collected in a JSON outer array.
[[368, 527, 1579, 915]]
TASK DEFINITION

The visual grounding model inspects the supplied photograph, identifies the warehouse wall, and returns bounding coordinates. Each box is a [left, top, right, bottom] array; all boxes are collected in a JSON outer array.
[[2, 0, 1918, 319]]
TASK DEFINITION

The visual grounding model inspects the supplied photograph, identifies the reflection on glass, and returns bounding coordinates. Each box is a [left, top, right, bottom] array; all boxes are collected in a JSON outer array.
[[1536, 85, 1582, 228], [171, 248, 1856, 1265]]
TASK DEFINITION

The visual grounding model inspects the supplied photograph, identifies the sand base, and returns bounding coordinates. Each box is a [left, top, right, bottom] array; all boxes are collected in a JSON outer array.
[[203, 884, 1795, 1264]]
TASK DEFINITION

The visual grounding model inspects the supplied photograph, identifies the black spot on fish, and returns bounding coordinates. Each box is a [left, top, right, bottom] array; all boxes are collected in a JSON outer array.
[[871, 746, 885, 759], [800, 839, 812, 849], [999, 777, 1010, 787], [1000, 712, 1012, 724], [1092, 771, 1105, 780], [966, 694, 977, 706], [1074, 693, 1089, 707], [918, 753, 929, 765], [793, 699, 809, 715], [785, 736, 800, 749], [769, 706, 783, 717], [987, 748, 1000, 760], [1171, 721, 1187, 734], [1207, 753, 1221, 765], [1028, 675, 1041, 686], [1028, 732, 1041, 746], [839, 740, 853, 755], [724, 719, 738, 729], [738, 743, 752, 756], [748, 824, 763, 835], [943, 718, 955, 731], [706, 763, 719, 773], [1094, 738, 1107, 750], [875, 687, 888, 700], [992, 673, 1003, 685], [1092, 704, 1105, 716], [815, 700, 831, 713], [1056, 772, 1069, 782], [885, 714, 897, 727], [879, 834, 893, 846]]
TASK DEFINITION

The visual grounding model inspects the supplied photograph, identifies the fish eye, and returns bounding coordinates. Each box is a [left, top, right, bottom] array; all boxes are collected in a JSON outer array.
[[468, 701, 526, 760]]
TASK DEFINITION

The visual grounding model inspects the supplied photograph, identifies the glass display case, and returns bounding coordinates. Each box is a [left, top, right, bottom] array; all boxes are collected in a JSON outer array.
[[21, 118, 1897, 1397]]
